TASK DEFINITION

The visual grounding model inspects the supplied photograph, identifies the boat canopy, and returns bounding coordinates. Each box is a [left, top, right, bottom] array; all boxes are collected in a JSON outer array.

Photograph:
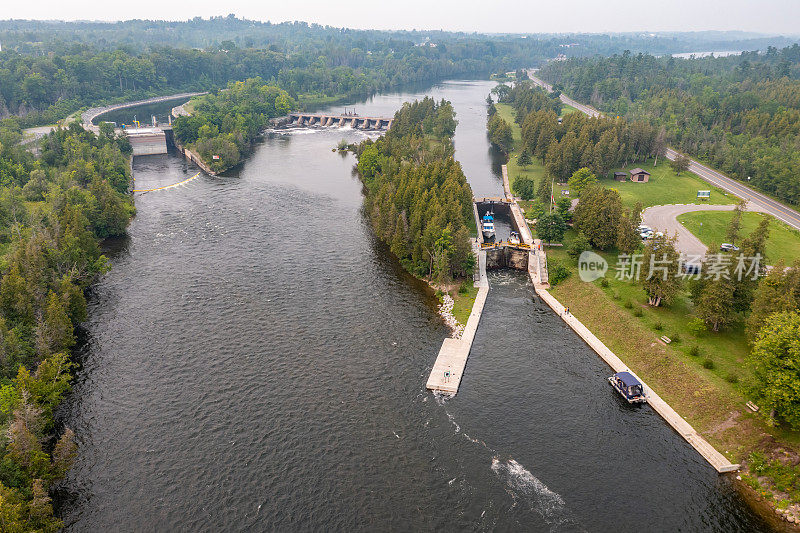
[[616, 371, 641, 388]]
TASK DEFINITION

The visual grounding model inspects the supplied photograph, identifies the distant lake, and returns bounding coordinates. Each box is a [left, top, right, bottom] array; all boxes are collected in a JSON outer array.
[[672, 50, 747, 59]]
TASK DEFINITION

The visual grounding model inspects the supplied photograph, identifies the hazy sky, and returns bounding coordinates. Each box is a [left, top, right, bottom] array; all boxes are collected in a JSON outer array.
[[9, 0, 800, 34]]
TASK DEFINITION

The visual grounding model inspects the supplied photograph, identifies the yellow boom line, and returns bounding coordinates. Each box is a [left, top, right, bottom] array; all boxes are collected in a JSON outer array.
[[132, 172, 202, 193]]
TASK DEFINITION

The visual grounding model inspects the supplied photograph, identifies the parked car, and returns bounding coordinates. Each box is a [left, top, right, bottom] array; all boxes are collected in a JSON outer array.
[[720, 243, 740, 252]]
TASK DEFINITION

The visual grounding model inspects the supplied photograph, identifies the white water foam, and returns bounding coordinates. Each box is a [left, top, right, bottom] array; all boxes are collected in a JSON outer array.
[[491, 458, 583, 531]]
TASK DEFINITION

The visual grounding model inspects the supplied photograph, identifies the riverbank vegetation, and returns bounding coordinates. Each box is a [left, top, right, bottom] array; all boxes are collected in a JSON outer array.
[[172, 78, 296, 173], [539, 45, 800, 206], [0, 119, 134, 528], [495, 78, 800, 518], [353, 97, 474, 286]]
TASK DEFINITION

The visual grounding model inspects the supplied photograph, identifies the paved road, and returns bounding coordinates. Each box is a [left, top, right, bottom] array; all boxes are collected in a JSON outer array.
[[525, 70, 800, 232], [641, 203, 766, 257], [21, 92, 206, 144], [80, 92, 206, 127]]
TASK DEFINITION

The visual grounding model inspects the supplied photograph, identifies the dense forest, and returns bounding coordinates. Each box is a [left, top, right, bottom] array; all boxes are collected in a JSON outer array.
[[353, 98, 474, 284], [1, 18, 795, 128], [539, 44, 800, 205], [172, 78, 295, 173], [0, 18, 564, 127], [498, 82, 663, 181], [0, 118, 134, 528]]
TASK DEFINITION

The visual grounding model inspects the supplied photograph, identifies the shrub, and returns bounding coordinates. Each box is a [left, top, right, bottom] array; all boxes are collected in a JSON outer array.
[[670, 334, 681, 343], [599, 278, 609, 288], [689, 345, 701, 357], [702, 358, 715, 369], [687, 317, 707, 336], [624, 300, 633, 309], [654, 321, 663, 331], [549, 260, 571, 286], [612, 290, 621, 300], [512, 175, 537, 200], [726, 372, 739, 384], [566, 232, 591, 261], [633, 308, 643, 317], [458, 283, 469, 295]]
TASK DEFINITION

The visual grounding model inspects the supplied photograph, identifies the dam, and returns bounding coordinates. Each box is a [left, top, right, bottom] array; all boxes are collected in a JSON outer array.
[[284, 112, 393, 130], [59, 80, 773, 532]]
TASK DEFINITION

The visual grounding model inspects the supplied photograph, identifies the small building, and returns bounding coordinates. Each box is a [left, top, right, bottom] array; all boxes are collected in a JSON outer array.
[[629, 168, 651, 182], [613, 171, 627, 181]]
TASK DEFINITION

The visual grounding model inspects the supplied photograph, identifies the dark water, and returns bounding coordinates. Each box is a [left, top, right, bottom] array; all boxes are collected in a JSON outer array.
[[58, 81, 776, 531], [92, 98, 187, 127]]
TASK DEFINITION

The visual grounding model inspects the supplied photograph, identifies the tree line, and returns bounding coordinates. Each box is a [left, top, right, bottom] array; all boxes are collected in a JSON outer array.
[[539, 46, 800, 205], [172, 78, 296, 173], [0, 118, 135, 529], [0, 17, 604, 129], [353, 98, 474, 284]]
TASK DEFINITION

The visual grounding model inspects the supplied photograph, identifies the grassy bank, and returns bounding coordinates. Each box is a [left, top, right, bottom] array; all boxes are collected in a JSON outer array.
[[678, 210, 800, 264], [546, 230, 800, 519], [495, 103, 546, 191], [450, 281, 479, 326]]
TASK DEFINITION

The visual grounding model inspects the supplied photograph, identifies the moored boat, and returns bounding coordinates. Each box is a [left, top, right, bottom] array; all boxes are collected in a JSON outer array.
[[608, 371, 647, 404], [509, 231, 520, 245], [481, 211, 495, 239]]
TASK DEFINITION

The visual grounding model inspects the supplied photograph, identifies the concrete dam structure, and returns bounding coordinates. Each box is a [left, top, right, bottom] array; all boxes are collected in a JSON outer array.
[[286, 113, 393, 130]]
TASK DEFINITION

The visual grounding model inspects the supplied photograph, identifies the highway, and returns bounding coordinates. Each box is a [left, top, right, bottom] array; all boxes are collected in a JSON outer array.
[[526, 70, 800, 232]]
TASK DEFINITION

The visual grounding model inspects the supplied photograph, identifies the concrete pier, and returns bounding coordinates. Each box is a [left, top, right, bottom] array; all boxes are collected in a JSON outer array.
[[426, 205, 489, 395]]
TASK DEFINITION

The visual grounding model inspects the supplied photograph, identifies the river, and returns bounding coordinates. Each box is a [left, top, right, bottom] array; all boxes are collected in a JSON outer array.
[[56, 80, 778, 531]]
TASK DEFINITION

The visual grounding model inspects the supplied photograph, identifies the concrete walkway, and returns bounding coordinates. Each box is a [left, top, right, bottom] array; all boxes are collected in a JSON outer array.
[[642, 203, 765, 257], [522, 71, 740, 473], [426, 238, 489, 395]]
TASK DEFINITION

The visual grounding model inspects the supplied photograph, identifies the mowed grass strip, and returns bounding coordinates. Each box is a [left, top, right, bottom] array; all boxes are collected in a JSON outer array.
[[494, 103, 546, 191], [678, 210, 800, 265]]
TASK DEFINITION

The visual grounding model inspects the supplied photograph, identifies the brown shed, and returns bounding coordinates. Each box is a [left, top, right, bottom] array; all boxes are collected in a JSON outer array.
[[613, 171, 627, 181], [629, 168, 651, 182]]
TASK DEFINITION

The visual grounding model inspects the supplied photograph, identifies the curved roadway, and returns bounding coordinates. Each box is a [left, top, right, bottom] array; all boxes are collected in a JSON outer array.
[[526, 70, 800, 232], [641, 203, 766, 257]]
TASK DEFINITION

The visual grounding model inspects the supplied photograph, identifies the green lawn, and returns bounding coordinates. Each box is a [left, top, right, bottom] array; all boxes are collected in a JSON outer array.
[[678, 211, 800, 265], [599, 161, 737, 209], [450, 281, 478, 326], [495, 103, 546, 191], [560, 104, 578, 116]]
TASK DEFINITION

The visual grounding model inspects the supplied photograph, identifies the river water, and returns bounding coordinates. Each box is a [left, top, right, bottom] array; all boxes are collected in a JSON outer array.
[[57, 81, 777, 531]]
